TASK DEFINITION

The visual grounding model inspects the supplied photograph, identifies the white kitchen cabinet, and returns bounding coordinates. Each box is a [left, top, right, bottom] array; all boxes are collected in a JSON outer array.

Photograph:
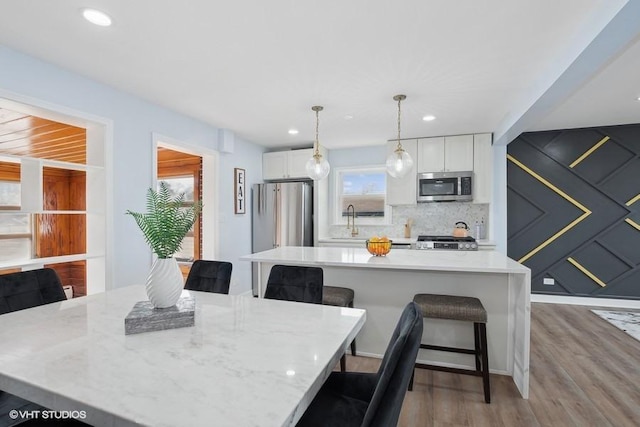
[[473, 133, 493, 204], [386, 139, 418, 205], [416, 137, 444, 172], [262, 148, 314, 180], [287, 149, 313, 179], [417, 134, 474, 172]]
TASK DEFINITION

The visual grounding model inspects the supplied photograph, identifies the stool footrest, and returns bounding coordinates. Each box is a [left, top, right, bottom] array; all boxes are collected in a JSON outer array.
[[414, 362, 483, 377], [420, 343, 477, 355]]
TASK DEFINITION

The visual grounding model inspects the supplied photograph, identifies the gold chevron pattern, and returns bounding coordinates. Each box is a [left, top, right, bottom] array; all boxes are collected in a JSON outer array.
[[624, 194, 639, 231], [567, 257, 606, 287], [625, 218, 640, 231], [507, 154, 592, 264], [569, 136, 610, 168]]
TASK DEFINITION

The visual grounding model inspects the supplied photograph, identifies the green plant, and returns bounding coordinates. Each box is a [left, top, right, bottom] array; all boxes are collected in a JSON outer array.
[[126, 182, 202, 259]]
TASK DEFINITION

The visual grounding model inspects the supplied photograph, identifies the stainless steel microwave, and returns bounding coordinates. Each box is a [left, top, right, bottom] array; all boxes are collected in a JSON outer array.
[[417, 171, 473, 202]]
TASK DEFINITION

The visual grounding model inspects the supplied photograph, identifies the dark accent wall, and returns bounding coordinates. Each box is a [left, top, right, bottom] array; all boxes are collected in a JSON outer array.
[[507, 124, 640, 299]]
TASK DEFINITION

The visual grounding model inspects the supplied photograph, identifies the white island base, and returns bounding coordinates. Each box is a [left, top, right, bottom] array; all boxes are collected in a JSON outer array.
[[241, 246, 531, 398]]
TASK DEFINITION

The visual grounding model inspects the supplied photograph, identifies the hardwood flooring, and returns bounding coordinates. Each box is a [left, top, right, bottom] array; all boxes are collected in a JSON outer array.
[[342, 303, 640, 426]]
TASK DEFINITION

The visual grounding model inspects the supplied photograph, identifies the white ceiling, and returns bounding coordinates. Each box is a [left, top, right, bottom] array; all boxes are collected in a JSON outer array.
[[0, 0, 638, 149]]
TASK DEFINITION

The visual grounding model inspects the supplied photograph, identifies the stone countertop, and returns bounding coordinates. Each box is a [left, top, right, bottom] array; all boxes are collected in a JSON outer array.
[[0, 285, 365, 427], [242, 246, 529, 275], [317, 237, 496, 246]]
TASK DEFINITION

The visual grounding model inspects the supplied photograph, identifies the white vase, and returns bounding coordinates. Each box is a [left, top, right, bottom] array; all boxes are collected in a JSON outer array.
[[145, 257, 183, 308]]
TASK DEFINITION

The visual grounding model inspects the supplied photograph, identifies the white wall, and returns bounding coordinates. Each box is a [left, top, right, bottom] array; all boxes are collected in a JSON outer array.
[[0, 45, 264, 292]]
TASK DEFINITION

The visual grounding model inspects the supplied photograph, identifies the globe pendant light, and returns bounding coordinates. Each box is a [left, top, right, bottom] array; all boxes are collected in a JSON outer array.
[[305, 105, 331, 180], [386, 94, 414, 178]]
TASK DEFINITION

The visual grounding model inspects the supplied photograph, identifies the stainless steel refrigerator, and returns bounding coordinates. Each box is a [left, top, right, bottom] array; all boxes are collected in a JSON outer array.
[[252, 182, 313, 295]]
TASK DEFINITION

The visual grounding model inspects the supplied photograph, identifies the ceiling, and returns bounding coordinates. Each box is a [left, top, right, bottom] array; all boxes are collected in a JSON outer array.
[[0, 108, 86, 164], [0, 1, 638, 150]]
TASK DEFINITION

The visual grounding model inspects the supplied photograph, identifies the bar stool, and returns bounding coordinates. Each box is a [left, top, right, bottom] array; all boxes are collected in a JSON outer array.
[[409, 293, 491, 403], [323, 286, 357, 372]]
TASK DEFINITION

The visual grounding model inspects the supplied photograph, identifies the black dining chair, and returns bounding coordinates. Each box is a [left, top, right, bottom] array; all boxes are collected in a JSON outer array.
[[0, 268, 67, 314], [263, 265, 323, 303], [0, 268, 67, 426], [264, 265, 357, 372], [184, 260, 233, 294], [296, 302, 423, 427]]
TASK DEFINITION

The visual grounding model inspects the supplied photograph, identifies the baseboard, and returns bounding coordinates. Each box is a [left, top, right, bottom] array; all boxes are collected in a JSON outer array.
[[531, 294, 640, 309]]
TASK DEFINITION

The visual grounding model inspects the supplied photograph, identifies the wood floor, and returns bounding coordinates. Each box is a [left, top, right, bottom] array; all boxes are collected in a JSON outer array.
[[343, 303, 640, 427]]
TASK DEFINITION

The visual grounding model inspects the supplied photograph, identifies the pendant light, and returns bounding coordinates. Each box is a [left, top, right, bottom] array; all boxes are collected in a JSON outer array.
[[305, 105, 331, 180], [385, 94, 414, 178]]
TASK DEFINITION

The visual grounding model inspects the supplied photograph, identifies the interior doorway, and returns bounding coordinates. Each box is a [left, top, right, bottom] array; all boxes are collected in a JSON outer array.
[[0, 95, 110, 296], [153, 134, 218, 276]]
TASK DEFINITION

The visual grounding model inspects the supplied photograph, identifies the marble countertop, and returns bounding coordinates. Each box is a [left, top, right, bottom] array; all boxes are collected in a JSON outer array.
[[242, 246, 529, 274], [0, 286, 366, 427], [317, 237, 496, 246]]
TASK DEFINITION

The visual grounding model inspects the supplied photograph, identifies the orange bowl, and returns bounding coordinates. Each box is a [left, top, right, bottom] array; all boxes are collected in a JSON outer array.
[[366, 240, 392, 256]]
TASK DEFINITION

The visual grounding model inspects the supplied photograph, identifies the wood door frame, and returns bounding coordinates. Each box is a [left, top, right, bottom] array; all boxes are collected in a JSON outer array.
[[152, 133, 219, 261]]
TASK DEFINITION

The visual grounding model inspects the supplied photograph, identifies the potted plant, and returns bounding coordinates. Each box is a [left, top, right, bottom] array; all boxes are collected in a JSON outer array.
[[126, 182, 202, 308]]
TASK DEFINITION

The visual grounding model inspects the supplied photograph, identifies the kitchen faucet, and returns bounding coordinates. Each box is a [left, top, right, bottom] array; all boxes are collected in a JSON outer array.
[[346, 204, 358, 237]]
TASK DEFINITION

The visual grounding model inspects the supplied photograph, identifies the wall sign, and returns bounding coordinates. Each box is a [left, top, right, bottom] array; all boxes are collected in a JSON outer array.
[[234, 168, 246, 214]]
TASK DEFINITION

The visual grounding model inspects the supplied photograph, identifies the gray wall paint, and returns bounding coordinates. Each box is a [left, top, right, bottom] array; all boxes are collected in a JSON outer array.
[[0, 45, 264, 293], [507, 124, 640, 299]]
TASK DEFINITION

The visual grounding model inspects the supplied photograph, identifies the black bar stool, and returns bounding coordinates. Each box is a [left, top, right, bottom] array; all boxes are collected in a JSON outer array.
[[322, 286, 357, 372], [409, 293, 491, 403]]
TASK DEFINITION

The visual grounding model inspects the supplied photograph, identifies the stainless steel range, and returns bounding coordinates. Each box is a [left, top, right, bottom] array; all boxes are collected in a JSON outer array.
[[415, 235, 478, 251]]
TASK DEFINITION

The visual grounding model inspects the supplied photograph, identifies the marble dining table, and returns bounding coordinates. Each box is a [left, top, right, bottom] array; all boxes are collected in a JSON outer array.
[[0, 285, 366, 426]]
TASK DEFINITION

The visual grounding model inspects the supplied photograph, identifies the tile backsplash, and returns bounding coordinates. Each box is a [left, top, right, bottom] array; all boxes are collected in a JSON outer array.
[[327, 203, 490, 239]]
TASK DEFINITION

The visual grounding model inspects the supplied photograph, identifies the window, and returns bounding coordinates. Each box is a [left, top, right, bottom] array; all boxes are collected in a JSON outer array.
[[334, 166, 390, 224], [0, 180, 20, 207], [0, 181, 31, 261], [158, 176, 196, 262]]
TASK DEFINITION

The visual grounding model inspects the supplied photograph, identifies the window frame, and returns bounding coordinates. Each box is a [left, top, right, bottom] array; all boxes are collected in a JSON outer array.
[[157, 172, 201, 262], [333, 165, 391, 226], [0, 177, 33, 260]]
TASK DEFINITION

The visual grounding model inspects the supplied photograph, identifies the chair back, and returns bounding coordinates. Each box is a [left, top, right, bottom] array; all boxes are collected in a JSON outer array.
[[184, 260, 233, 294], [362, 302, 423, 427], [264, 265, 323, 303], [0, 268, 67, 315]]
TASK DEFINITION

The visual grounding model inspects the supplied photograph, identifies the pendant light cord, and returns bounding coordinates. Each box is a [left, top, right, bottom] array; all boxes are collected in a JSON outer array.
[[311, 105, 323, 160], [315, 108, 320, 156], [393, 94, 406, 153], [396, 96, 403, 151]]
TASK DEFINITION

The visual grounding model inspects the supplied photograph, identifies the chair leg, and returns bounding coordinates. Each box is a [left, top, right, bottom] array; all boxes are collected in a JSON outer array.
[[340, 354, 346, 372], [474, 322, 481, 371], [408, 369, 414, 391], [348, 301, 356, 356], [479, 323, 491, 403]]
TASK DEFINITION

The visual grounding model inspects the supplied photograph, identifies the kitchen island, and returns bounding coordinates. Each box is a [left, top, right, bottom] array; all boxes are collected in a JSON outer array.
[[241, 246, 531, 398]]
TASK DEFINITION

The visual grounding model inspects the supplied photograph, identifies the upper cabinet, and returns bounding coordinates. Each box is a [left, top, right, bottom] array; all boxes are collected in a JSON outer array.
[[417, 135, 474, 172], [263, 148, 314, 180], [386, 139, 418, 206], [473, 133, 493, 204], [386, 133, 492, 205]]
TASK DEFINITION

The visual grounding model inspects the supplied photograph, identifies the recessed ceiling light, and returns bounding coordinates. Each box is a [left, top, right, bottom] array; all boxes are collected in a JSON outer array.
[[82, 8, 112, 27], [637, 96, 640, 101], [344, 115, 354, 120], [422, 115, 436, 121], [288, 129, 299, 135]]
